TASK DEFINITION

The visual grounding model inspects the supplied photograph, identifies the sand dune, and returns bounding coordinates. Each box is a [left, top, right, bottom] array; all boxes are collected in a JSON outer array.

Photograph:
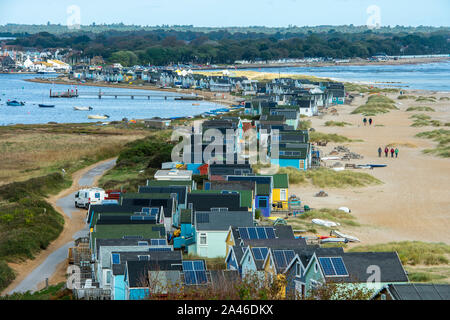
[[290, 91, 450, 245]]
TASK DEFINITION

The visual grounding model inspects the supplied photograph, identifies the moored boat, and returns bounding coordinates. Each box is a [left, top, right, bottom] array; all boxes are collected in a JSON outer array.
[[6, 100, 25, 106], [74, 106, 93, 111], [88, 114, 110, 120], [39, 104, 55, 108]]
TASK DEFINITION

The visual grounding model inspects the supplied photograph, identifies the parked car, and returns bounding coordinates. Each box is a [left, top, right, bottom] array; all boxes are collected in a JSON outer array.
[[75, 188, 106, 209]]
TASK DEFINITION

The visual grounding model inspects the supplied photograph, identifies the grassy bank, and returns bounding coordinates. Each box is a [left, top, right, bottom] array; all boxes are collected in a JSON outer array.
[[278, 167, 382, 188], [0, 282, 73, 300], [406, 106, 435, 112], [416, 129, 450, 158], [410, 114, 444, 127], [351, 95, 397, 116], [0, 173, 69, 292], [344, 83, 399, 94], [288, 208, 360, 231], [349, 241, 450, 266], [0, 123, 148, 186], [99, 130, 174, 191], [324, 121, 352, 127], [309, 132, 352, 143]]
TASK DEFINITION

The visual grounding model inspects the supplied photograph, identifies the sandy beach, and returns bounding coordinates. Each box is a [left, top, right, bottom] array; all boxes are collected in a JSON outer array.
[[289, 90, 450, 246]]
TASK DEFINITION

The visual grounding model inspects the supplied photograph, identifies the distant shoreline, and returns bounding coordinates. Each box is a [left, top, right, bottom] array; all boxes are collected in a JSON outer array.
[[198, 56, 450, 70]]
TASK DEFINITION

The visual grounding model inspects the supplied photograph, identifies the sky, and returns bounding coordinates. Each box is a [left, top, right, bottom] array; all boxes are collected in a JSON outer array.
[[0, 0, 449, 27]]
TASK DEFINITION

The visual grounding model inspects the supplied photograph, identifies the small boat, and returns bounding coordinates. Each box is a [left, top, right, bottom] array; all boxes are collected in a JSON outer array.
[[6, 100, 25, 106], [192, 103, 200, 106], [74, 106, 93, 111], [88, 114, 110, 120], [367, 164, 388, 168], [312, 219, 341, 228], [39, 104, 55, 108], [331, 230, 361, 243], [320, 237, 348, 244]]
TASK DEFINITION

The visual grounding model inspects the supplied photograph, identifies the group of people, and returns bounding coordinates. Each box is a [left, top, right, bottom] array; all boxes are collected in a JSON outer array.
[[363, 118, 373, 126], [378, 146, 399, 158]]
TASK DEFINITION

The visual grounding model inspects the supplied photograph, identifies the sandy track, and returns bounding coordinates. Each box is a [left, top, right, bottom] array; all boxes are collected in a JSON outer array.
[[290, 91, 450, 245], [1, 158, 117, 295]]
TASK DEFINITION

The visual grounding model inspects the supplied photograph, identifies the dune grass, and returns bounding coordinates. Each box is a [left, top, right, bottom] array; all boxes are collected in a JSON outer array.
[[290, 208, 359, 227], [277, 167, 382, 188], [439, 97, 450, 101], [386, 141, 418, 148], [416, 129, 450, 158], [297, 120, 312, 130], [351, 95, 398, 116], [410, 114, 443, 127], [350, 241, 450, 266], [344, 83, 399, 94], [406, 106, 435, 112], [324, 121, 352, 127], [309, 132, 352, 143], [416, 96, 437, 103], [397, 95, 416, 100]]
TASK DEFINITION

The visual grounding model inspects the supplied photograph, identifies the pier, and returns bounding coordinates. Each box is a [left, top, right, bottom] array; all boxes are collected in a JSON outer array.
[[50, 89, 203, 100]]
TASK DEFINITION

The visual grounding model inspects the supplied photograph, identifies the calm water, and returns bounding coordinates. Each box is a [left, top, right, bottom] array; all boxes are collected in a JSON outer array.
[[0, 74, 220, 125], [249, 60, 450, 92]]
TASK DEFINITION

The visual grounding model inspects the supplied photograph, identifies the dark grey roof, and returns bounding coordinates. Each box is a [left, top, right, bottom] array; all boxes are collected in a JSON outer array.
[[112, 251, 181, 275], [138, 186, 187, 206], [386, 283, 450, 300], [209, 164, 253, 177], [208, 180, 256, 192], [187, 193, 244, 212], [317, 252, 409, 283], [243, 238, 307, 248], [126, 260, 183, 288], [88, 205, 144, 224], [209, 270, 241, 289], [195, 211, 254, 231]]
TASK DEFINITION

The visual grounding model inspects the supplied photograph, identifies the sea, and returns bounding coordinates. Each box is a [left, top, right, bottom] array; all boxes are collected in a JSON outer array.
[[248, 60, 450, 92], [0, 74, 221, 126]]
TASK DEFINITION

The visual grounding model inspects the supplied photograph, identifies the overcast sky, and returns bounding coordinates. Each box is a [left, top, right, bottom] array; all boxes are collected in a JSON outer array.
[[0, 0, 449, 27]]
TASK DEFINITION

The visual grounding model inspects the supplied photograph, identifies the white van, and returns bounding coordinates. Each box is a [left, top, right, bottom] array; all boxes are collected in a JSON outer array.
[[75, 188, 106, 209]]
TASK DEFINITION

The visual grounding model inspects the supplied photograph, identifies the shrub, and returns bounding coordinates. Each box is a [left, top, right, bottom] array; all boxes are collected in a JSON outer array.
[[351, 95, 397, 115], [309, 132, 351, 143], [324, 121, 351, 127], [349, 241, 450, 266]]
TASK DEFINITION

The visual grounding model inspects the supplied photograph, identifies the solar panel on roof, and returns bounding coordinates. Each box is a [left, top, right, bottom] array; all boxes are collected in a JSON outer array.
[[193, 260, 205, 271], [248, 228, 258, 239], [112, 253, 120, 264], [265, 227, 276, 239], [273, 250, 287, 268], [195, 271, 208, 284], [239, 227, 249, 240], [148, 247, 171, 252], [122, 235, 143, 240], [184, 271, 196, 285], [284, 250, 295, 265], [256, 227, 267, 239], [252, 248, 263, 260], [150, 208, 159, 215], [331, 257, 348, 276], [260, 248, 269, 259], [318, 257, 336, 276], [142, 208, 151, 214], [183, 261, 194, 271]]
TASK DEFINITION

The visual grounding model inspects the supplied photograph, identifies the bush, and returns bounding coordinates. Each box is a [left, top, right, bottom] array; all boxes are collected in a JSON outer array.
[[406, 106, 435, 112], [416, 129, 450, 158], [349, 241, 450, 266], [351, 95, 397, 116], [117, 137, 174, 169], [278, 167, 382, 188], [0, 261, 15, 292], [324, 121, 351, 127], [309, 132, 351, 143]]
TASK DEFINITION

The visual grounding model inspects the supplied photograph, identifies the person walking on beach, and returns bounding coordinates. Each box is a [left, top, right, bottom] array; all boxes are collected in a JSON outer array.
[[384, 147, 389, 157], [390, 148, 395, 158], [363, 118, 367, 126], [369, 118, 373, 126], [395, 148, 399, 158], [378, 147, 382, 158]]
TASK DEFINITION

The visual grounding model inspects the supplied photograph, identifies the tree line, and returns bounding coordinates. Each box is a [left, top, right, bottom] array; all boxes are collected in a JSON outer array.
[[8, 30, 450, 66]]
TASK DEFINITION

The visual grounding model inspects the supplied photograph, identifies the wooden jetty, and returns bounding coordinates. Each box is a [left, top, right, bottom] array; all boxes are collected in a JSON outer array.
[[50, 89, 204, 100]]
